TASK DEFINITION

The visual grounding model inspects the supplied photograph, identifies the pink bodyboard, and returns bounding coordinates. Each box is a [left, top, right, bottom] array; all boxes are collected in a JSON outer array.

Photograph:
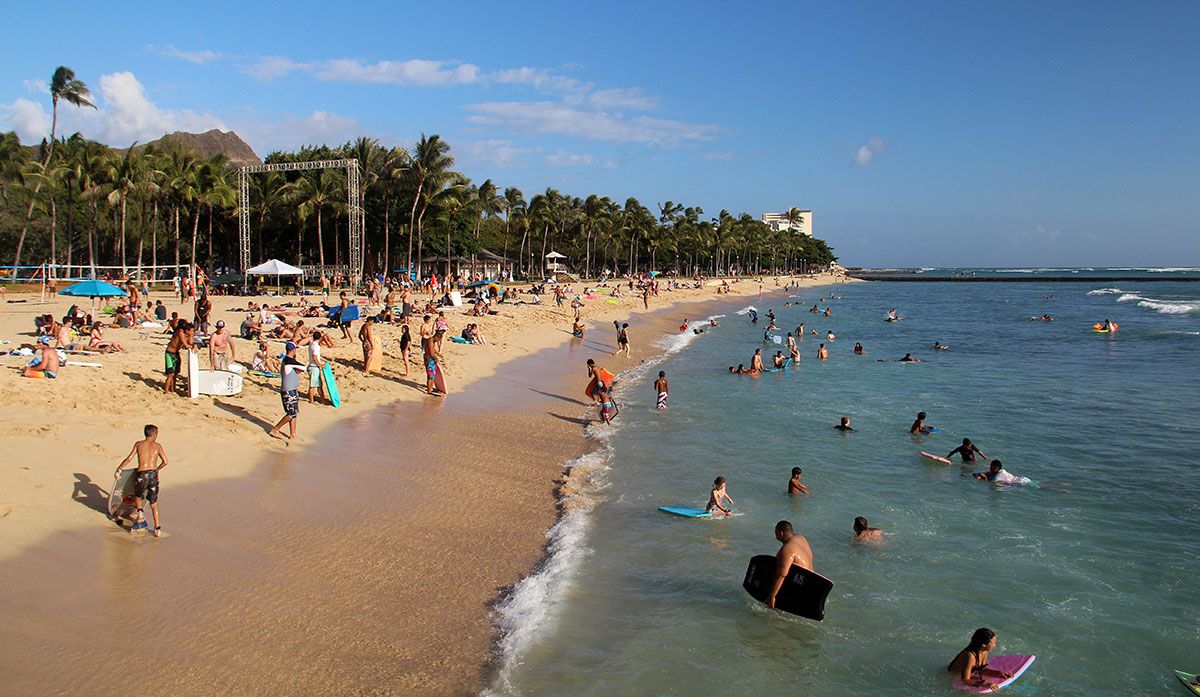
[[954, 654, 1035, 692], [920, 451, 952, 465]]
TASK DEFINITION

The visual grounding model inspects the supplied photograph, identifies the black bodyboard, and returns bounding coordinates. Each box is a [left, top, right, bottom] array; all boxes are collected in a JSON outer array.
[[742, 554, 833, 621]]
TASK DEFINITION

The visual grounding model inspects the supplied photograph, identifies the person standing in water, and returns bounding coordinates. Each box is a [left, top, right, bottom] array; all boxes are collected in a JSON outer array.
[[947, 438, 989, 463], [947, 628, 1013, 691], [706, 476, 734, 516], [767, 520, 813, 608], [788, 467, 808, 495], [835, 416, 856, 432], [910, 411, 930, 434], [113, 424, 169, 538], [654, 371, 669, 410], [817, 343, 829, 360], [750, 349, 764, 372]]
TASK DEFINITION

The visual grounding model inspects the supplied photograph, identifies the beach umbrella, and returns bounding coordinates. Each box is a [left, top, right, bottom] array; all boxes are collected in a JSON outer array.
[[246, 259, 304, 294], [58, 279, 127, 314]]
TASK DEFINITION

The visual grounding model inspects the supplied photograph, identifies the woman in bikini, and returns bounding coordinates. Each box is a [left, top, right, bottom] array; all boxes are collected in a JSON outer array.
[[947, 627, 1013, 691]]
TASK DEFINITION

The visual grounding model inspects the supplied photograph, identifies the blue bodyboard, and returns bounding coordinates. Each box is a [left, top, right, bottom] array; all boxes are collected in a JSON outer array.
[[657, 506, 712, 518]]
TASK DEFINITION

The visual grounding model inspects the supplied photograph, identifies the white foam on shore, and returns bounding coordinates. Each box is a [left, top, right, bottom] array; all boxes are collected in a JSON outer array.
[[484, 448, 610, 697], [1087, 287, 1123, 295]]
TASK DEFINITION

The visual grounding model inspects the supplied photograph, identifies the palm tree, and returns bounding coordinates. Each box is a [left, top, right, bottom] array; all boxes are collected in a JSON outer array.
[[500, 187, 525, 276], [470, 178, 500, 275], [405, 134, 455, 276], [296, 169, 344, 269], [102, 145, 143, 273]]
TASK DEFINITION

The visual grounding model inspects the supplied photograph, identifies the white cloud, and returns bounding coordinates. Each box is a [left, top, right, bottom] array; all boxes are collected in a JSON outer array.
[[466, 102, 716, 147], [244, 56, 307, 80], [853, 137, 887, 167], [1, 71, 224, 146], [0, 97, 51, 143], [456, 139, 536, 168], [22, 79, 49, 94], [152, 45, 222, 64], [546, 150, 595, 167], [584, 87, 658, 111], [312, 58, 480, 86], [491, 67, 588, 94]]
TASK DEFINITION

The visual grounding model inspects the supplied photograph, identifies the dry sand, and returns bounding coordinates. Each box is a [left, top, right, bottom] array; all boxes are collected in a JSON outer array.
[[0, 273, 849, 695]]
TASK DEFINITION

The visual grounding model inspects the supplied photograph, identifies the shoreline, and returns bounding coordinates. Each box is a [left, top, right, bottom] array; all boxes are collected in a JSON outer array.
[[0, 273, 849, 694]]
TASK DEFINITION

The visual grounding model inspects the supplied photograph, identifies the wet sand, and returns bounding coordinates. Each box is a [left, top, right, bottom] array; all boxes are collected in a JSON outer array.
[[0, 290, 772, 695]]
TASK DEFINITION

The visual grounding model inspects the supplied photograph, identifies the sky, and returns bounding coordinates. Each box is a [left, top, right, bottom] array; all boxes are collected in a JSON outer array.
[[2, 1, 1198, 267]]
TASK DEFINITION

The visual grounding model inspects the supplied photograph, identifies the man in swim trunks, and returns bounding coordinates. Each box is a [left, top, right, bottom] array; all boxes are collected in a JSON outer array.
[[596, 384, 617, 424], [773, 351, 786, 368], [209, 320, 235, 370], [114, 424, 168, 537], [750, 349, 764, 372], [654, 371, 668, 410], [270, 342, 304, 440], [947, 438, 989, 463], [586, 358, 612, 403], [23, 336, 61, 378], [767, 520, 813, 608], [163, 321, 194, 396], [835, 416, 856, 432]]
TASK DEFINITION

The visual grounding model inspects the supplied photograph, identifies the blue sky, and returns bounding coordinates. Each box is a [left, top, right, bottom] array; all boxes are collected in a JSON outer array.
[[3, 1, 1198, 266]]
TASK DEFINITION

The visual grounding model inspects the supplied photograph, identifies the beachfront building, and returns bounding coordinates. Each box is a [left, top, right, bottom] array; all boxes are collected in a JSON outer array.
[[761, 209, 813, 237], [418, 250, 511, 279]]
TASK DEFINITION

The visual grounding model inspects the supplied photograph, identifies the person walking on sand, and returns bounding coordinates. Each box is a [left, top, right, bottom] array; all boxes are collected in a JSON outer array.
[[359, 316, 378, 375], [113, 424, 168, 538], [209, 320, 235, 370], [613, 321, 631, 356], [654, 370, 669, 410], [194, 287, 212, 335], [321, 274, 330, 302], [767, 520, 813, 608], [270, 342, 305, 441]]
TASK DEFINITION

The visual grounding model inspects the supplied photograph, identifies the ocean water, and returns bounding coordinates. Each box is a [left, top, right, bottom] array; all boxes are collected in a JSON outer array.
[[488, 279, 1200, 696]]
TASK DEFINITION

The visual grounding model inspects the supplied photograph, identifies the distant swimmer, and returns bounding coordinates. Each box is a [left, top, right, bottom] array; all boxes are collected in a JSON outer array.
[[910, 411, 934, 434], [1030, 315, 1053, 322], [826, 330, 836, 341], [788, 467, 809, 495], [796, 323, 805, 338], [948, 628, 1012, 692], [809, 305, 820, 313], [766, 320, 779, 331], [853, 516, 883, 541], [835, 416, 856, 432], [706, 476, 734, 517], [887, 308, 898, 321], [823, 308, 831, 317], [973, 460, 1031, 485], [933, 342, 950, 350], [709, 319, 719, 327], [654, 371, 669, 410], [947, 438, 989, 463], [750, 349, 764, 372], [853, 342, 865, 355], [767, 520, 813, 608], [817, 343, 829, 360], [773, 351, 786, 368], [899, 353, 922, 362], [766, 310, 776, 322]]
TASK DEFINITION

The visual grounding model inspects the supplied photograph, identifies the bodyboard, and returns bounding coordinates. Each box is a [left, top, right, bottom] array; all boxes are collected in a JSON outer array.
[[1175, 670, 1200, 695], [187, 349, 200, 399], [920, 451, 952, 465], [108, 469, 139, 524], [196, 369, 244, 396], [365, 346, 382, 373], [433, 359, 447, 395], [742, 554, 833, 621], [954, 655, 1036, 692], [321, 363, 342, 407], [657, 506, 712, 518]]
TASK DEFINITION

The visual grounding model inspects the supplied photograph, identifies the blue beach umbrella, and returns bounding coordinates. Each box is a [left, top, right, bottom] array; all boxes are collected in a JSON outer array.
[[58, 280, 127, 298]]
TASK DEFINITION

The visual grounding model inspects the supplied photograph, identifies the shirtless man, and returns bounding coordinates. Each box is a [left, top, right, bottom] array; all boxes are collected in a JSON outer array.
[[114, 424, 168, 537], [786, 333, 799, 361], [163, 321, 194, 395], [750, 348, 764, 372], [358, 316, 378, 375], [817, 343, 829, 360], [23, 336, 61, 378], [209, 320, 236, 370], [767, 520, 813, 608]]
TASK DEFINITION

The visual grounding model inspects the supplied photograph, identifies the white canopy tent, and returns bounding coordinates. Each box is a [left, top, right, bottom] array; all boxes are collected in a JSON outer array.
[[246, 259, 304, 292]]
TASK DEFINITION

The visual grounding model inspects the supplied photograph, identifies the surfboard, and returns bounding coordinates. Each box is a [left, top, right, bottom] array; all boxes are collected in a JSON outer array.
[[108, 468, 139, 525], [921, 427, 942, 435], [584, 368, 616, 399], [321, 363, 341, 407], [764, 359, 792, 372], [195, 369, 244, 396], [920, 451, 952, 465], [954, 654, 1035, 692], [249, 370, 280, 378], [187, 349, 200, 399], [742, 554, 833, 621], [450, 336, 471, 344], [365, 346, 382, 373], [657, 506, 712, 518], [1175, 670, 1200, 695]]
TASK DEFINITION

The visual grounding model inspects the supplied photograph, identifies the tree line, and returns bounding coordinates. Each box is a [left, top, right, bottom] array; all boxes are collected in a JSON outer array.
[[0, 66, 836, 282]]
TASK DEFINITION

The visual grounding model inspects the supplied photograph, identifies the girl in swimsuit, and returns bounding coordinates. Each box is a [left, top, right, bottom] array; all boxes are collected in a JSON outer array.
[[706, 476, 734, 516], [947, 627, 1013, 690]]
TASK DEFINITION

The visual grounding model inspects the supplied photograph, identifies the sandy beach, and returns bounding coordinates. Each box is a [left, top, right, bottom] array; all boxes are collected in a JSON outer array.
[[0, 272, 847, 695]]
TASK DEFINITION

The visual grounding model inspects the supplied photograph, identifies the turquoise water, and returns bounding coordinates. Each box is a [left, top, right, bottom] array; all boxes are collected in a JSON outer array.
[[489, 280, 1200, 696]]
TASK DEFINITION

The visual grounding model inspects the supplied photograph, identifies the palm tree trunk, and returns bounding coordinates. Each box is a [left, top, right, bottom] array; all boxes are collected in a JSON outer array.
[[49, 194, 57, 273], [207, 206, 214, 263], [317, 207, 325, 268], [151, 200, 158, 281], [190, 204, 201, 287], [173, 206, 180, 273], [382, 199, 389, 277], [88, 201, 98, 277], [540, 224, 549, 276], [406, 178, 423, 274], [120, 195, 128, 274]]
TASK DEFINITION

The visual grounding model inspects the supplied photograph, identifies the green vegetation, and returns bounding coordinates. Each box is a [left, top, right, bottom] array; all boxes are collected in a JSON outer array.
[[1, 66, 836, 280]]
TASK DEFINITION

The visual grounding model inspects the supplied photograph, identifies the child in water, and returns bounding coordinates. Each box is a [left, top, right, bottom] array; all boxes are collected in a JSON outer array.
[[853, 516, 882, 541], [973, 460, 1032, 485], [596, 385, 618, 425], [788, 467, 808, 495], [706, 476, 734, 516], [947, 628, 1013, 691]]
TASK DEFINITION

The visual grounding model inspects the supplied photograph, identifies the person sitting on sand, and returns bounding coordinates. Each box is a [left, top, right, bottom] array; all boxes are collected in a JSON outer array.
[[947, 438, 989, 464], [788, 467, 808, 495], [767, 520, 813, 608], [88, 322, 125, 353], [706, 476, 734, 516], [253, 341, 280, 374], [835, 416, 856, 432], [23, 336, 61, 379], [948, 628, 1013, 691], [853, 516, 883, 541], [973, 460, 1032, 485]]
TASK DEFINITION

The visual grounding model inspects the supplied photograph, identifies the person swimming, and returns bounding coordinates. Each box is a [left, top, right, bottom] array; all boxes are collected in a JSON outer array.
[[933, 342, 949, 350], [947, 627, 1013, 691], [947, 438, 989, 463], [853, 342, 864, 355], [899, 353, 922, 362], [706, 476, 734, 516], [835, 416, 856, 432], [973, 460, 1032, 485], [910, 411, 933, 434], [853, 516, 882, 541]]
